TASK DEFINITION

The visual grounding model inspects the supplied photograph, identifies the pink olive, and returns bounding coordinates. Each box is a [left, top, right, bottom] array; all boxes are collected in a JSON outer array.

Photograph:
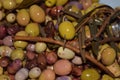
[[25, 51, 36, 60], [3, 36, 13, 46], [53, 59, 72, 75]]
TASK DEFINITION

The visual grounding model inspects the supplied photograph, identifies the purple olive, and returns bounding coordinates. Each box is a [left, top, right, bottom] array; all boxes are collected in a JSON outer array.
[[7, 59, 22, 74], [0, 25, 7, 39], [45, 51, 58, 65], [3, 36, 13, 46]]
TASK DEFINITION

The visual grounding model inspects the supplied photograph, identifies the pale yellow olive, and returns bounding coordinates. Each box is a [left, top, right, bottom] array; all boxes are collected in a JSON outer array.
[[6, 13, 16, 23], [0, 46, 12, 57], [35, 42, 47, 53], [25, 23, 40, 36], [29, 67, 41, 79], [15, 31, 28, 49]]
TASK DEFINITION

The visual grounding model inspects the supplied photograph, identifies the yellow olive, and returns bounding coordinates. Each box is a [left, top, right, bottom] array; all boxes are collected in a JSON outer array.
[[2, 0, 16, 10], [16, 9, 30, 26], [10, 48, 24, 60], [29, 5, 45, 23], [0, 66, 3, 75], [59, 21, 75, 40], [15, 30, 29, 36], [85, 25, 91, 38], [101, 47, 116, 66], [45, 0, 56, 7], [25, 23, 40, 36], [0, 75, 10, 80], [101, 74, 114, 80], [56, 0, 68, 6], [14, 41, 28, 49]]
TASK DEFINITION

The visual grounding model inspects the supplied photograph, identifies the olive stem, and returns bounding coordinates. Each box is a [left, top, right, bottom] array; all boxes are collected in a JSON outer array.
[[13, 36, 115, 77]]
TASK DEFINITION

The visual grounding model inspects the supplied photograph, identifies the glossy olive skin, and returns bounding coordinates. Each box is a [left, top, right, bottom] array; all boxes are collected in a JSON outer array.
[[29, 4, 45, 23], [101, 47, 116, 66], [59, 21, 75, 40], [16, 9, 30, 26], [81, 68, 100, 80]]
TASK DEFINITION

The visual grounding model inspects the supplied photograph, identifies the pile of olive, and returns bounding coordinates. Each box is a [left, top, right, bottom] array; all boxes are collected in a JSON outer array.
[[0, 0, 120, 80]]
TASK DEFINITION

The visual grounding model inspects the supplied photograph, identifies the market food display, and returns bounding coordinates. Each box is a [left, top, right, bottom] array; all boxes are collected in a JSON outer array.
[[0, 0, 120, 80]]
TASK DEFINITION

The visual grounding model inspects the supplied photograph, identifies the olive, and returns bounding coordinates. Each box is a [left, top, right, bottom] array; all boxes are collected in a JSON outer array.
[[81, 68, 100, 80], [58, 21, 75, 40], [101, 47, 116, 66]]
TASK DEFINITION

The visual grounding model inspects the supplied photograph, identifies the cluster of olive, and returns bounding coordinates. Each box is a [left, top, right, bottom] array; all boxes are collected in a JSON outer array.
[[0, 0, 120, 80]]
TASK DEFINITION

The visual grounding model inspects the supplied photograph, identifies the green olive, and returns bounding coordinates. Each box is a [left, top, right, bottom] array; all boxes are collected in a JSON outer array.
[[101, 74, 114, 80], [2, 0, 16, 10], [59, 21, 75, 40], [0, 75, 10, 80], [81, 68, 100, 80], [16, 9, 30, 26], [25, 23, 40, 36], [10, 48, 24, 60], [56, 0, 68, 6], [29, 5, 45, 23], [0, 66, 3, 75], [101, 47, 116, 66], [14, 41, 28, 49]]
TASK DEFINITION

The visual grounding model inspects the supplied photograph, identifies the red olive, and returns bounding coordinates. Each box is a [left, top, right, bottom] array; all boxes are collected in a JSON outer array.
[[50, 6, 63, 17], [7, 59, 22, 74], [37, 53, 47, 70], [45, 51, 58, 65], [0, 25, 7, 39], [0, 56, 10, 67], [71, 65, 83, 76], [25, 58, 38, 70], [25, 51, 36, 60]]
